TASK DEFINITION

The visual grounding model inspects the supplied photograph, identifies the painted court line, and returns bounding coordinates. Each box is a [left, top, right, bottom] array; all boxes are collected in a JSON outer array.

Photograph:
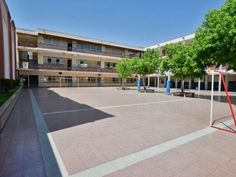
[[69, 119, 233, 177], [29, 90, 61, 177], [43, 97, 194, 116], [48, 133, 69, 177], [48, 118, 234, 177]]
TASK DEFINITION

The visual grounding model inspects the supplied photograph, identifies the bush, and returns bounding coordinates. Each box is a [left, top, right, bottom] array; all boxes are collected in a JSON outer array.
[[0, 79, 20, 93]]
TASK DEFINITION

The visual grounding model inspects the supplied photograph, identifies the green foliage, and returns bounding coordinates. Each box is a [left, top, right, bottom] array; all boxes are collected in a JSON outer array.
[[132, 49, 160, 76], [194, 0, 236, 69], [115, 58, 133, 79], [131, 49, 161, 90], [163, 43, 205, 80], [0, 79, 20, 93], [115, 58, 133, 89]]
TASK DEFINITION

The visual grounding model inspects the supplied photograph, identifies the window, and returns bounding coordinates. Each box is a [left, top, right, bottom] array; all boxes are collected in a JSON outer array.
[[43, 57, 65, 65], [127, 78, 136, 83], [112, 78, 119, 83], [88, 77, 96, 83], [77, 43, 102, 52], [105, 62, 116, 69], [60, 59, 64, 65]]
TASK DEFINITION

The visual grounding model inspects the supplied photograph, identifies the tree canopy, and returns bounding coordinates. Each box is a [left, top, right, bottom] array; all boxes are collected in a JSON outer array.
[[115, 58, 133, 89], [162, 43, 206, 92], [132, 49, 161, 90], [194, 0, 236, 69]]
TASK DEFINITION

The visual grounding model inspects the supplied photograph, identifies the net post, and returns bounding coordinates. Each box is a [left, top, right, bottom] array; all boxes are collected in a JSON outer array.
[[210, 71, 214, 126]]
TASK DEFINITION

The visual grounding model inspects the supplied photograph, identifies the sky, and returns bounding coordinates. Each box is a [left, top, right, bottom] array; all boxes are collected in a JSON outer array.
[[6, 0, 225, 48]]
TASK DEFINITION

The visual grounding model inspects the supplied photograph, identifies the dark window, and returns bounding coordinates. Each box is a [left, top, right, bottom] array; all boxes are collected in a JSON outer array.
[[48, 58, 52, 64], [56, 59, 60, 64], [112, 78, 119, 83]]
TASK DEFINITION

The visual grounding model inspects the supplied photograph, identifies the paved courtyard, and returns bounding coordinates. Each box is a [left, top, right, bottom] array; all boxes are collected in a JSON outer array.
[[34, 87, 236, 177], [1, 87, 236, 177]]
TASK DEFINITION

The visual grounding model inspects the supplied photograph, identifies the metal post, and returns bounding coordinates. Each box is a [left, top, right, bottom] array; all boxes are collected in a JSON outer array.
[[210, 71, 214, 126], [218, 65, 222, 93], [166, 74, 171, 95], [137, 75, 141, 92]]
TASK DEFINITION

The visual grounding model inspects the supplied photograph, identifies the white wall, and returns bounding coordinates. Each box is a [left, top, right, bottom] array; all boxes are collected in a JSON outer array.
[[11, 29, 15, 79], [2, 19, 10, 79]]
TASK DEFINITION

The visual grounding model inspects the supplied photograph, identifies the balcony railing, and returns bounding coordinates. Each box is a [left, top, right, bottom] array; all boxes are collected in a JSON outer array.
[[28, 64, 116, 73], [18, 41, 38, 48], [36, 42, 141, 58]]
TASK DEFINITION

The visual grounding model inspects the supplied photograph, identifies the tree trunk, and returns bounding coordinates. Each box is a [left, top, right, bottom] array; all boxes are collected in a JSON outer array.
[[121, 78, 125, 90], [181, 79, 184, 93], [142, 76, 146, 91]]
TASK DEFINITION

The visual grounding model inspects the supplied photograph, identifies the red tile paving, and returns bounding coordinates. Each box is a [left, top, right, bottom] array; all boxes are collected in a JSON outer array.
[[31, 87, 236, 176]]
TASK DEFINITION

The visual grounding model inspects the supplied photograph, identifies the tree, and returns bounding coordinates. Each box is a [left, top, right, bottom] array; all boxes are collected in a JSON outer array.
[[194, 0, 236, 69], [132, 49, 161, 91], [163, 43, 205, 92], [115, 58, 132, 89]]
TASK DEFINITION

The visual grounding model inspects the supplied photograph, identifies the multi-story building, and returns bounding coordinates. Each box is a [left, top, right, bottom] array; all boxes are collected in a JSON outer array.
[[0, 0, 16, 80], [17, 28, 144, 87], [147, 34, 236, 91]]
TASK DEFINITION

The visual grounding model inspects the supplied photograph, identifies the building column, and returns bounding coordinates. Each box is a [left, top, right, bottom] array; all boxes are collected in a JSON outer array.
[[218, 65, 222, 92], [198, 79, 201, 92], [225, 74, 229, 89], [189, 79, 191, 90], [101, 61, 105, 68], [147, 76, 150, 88], [28, 75, 30, 87], [157, 75, 160, 89], [175, 79, 178, 89], [205, 76, 208, 90], [154, 76, 156, 88]]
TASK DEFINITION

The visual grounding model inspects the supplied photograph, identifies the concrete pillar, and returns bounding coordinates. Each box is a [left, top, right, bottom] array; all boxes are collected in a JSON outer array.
[[175, 79, 178, 89], [148, 76, 150, 88], [154, 76, 156, 88], [198, 79, 201, 92], [205, 76, 208, 90], [225, 74, 229, 89], [101, 61, 105, 68], [166, 75, 171, 95], [218, 74, 222, 92], [28, 75, 30, 87], [189, 79, 191, 90], [218, 65, 222, 92], [157, 75, 160, 89]]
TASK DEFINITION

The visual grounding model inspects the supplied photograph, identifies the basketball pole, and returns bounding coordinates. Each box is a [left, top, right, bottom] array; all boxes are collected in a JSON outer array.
[[210, 71, 214, 126]]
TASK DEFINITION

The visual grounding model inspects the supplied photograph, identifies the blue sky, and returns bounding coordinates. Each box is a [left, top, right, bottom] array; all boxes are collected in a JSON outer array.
[[6, 0, 225, 47]]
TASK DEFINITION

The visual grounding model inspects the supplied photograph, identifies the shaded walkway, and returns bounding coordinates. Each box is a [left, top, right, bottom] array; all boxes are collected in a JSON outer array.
[[0, 89, 60, 177]]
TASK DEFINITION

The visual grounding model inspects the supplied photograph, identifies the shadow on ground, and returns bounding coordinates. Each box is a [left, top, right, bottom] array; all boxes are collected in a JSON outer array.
[[195, 94, 236, 105], [32, 88, 114, 132]]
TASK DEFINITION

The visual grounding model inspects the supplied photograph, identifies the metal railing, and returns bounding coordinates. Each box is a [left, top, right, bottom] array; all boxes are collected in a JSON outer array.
[[28, 64, 116, 73], [37, 42, 140, 58]]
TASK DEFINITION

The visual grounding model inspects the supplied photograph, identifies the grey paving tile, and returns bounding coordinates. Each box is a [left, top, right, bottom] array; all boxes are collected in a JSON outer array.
[[0, 90, 47, 177]]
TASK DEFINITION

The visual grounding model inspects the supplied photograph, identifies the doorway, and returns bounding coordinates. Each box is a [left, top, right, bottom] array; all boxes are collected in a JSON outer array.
[[67, 60, 72, 70]]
